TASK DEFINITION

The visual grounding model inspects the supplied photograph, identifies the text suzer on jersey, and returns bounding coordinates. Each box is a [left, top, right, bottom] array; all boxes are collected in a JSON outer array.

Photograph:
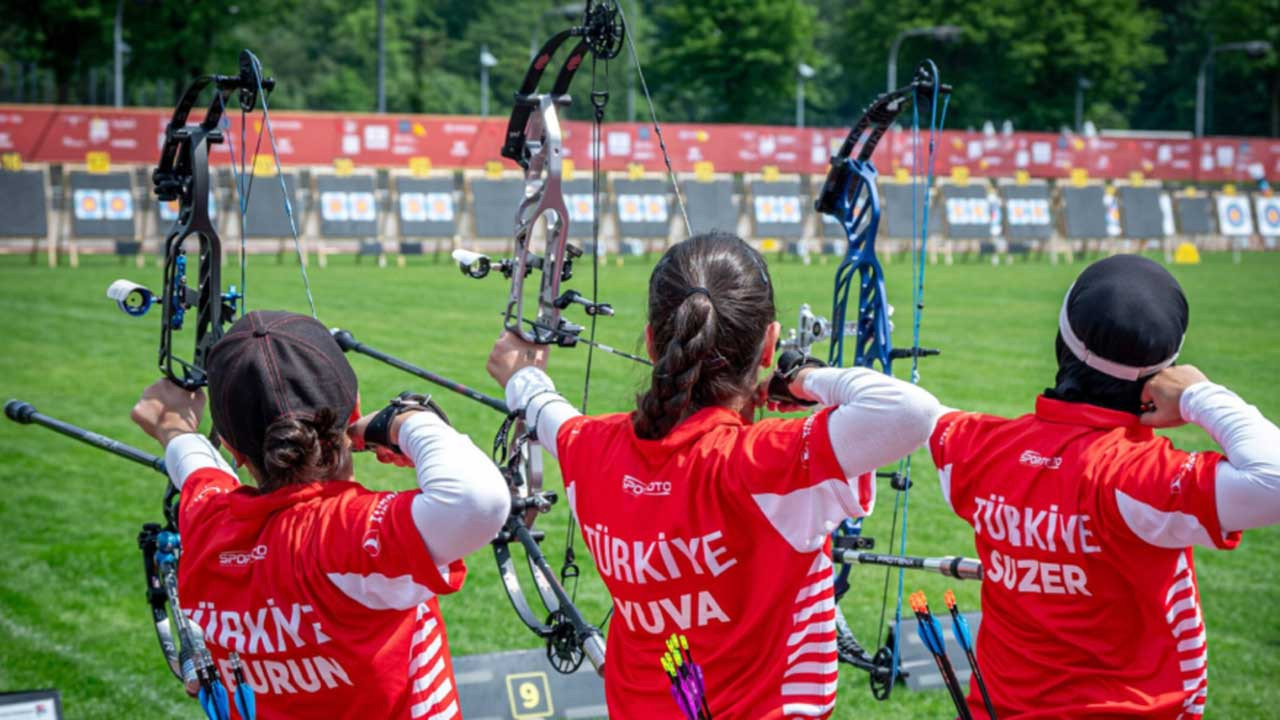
[[974, 494, 1100, 596], [184, 598, 353, 696], [583, 524, 737, 635]]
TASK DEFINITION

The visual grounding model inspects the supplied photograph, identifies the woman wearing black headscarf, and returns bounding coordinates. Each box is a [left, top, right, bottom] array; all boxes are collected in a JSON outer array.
[[927, 254, 1280, 719]]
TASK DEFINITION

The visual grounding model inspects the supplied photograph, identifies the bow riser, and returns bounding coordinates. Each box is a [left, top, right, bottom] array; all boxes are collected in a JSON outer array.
[[507, 97, 577, 347], [158, 126, 225, 390], [152, 51, 274, 390]]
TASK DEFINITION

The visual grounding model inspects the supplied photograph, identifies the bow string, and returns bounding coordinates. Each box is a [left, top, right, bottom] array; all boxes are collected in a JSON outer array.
[[808, 60, 950, 700]]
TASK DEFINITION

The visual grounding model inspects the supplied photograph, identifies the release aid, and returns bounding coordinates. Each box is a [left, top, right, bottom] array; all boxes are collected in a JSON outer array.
[[108, 279, 156, 316]]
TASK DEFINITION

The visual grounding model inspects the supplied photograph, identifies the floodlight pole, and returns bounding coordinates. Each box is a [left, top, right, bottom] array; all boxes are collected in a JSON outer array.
[[796, 63, 815, 128], [480, 46, 498, 117], [1196, 39, 1273, 137], [113, 0, 124, 107], [376, 0, 386, 113], [1074, 76, 1092, 134]]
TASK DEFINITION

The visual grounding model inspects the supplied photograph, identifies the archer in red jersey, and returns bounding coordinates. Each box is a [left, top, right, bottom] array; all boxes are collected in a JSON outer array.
[[130, 311, 509, 719], [486, 232, 941, 719], [928, 255, 1280, 719]]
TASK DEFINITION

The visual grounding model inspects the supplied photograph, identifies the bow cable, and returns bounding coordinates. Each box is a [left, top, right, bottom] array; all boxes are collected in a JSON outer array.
[[877, 64, 950, 695], [216, 51, 318, 320], [614, 1, 691, 237]]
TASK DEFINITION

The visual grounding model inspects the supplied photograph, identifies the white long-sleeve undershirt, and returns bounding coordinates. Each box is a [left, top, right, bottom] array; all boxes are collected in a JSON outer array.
[[163, 411, 509, 566], [504, 365, 941, 480], [1179, 381, 1280, 533]]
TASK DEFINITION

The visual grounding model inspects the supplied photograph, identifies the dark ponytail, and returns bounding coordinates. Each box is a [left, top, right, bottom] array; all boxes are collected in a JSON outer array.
[[258, 408, 351, 492], [632, 232, 775, 439]]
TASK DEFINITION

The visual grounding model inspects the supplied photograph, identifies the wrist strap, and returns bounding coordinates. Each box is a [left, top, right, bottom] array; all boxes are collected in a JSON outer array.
[[767, 350, 826, 406], [363, 392, 450, 454]]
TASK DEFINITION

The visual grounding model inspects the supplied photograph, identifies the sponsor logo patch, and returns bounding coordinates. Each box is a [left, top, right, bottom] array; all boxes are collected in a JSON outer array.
[[218, 544, 268, 566], [1018, 449, 1063, 470], [622, 474, 672, 497]]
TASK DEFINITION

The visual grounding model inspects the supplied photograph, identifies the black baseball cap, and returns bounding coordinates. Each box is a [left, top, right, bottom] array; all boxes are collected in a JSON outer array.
[[205, 310, 358, 466]]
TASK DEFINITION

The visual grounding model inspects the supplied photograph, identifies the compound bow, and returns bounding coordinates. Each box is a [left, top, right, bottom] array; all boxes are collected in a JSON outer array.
[[19, 48, 315, 720], [337, 4, 643, 676], [801, 60, 964, 700]]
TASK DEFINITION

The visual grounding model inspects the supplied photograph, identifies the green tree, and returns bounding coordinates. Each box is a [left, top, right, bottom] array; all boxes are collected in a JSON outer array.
[[644, 0, 819, 124], [831, 0, 1163, 132], [2, 0, 113, 104]]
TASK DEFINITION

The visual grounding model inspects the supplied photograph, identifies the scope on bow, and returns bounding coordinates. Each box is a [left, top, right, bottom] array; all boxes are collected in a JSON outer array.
[[778, 303, 830, 356]]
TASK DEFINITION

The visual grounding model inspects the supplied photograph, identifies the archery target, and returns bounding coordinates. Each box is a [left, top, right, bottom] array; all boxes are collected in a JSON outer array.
[[566, 193, 594, 224], [946, 197, 991, 226], [1216, 195, 1253, 236], [974, 197, 992, 225], [618, 194, 644, 223], [321, 191, 350, 222], [425, 192, 453, 222], [159, 199, 180, 221], [73, 189, 104, 220], [643, 194, 669, 223], [778, 196, 801, 223], [1104, 193, 1122, 237], [1007, 198, 1050, 226], [348, 191, 376, 222], [104, 190, 133, 220], [399, 192, 427, 222], [1256, 196, 1280, 237], [754, 195, 800, 224]]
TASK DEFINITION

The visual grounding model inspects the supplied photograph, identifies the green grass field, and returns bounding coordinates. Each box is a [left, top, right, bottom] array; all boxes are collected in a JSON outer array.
[[0, 250, 1276, 718]]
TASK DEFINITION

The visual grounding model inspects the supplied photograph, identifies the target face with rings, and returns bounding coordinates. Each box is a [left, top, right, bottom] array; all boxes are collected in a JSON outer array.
[[1257, 197, 1280, 237], [1217, 195, 1254, 236]]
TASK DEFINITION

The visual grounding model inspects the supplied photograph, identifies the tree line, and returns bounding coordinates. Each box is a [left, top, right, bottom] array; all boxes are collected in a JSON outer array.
[[1, 0, 1277, 136]]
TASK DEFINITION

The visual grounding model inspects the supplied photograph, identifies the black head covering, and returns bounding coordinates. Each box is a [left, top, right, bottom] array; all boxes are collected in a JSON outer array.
[[205, 310, 358, 468], [1045, 254, 1188, 414]]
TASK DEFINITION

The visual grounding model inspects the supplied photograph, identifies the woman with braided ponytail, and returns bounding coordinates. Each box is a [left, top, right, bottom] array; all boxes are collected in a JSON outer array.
[[487, 232, 940, 719]]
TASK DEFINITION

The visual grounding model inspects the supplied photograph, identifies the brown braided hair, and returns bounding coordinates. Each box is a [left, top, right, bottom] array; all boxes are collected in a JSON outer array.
[[632, 232, 775, 439], [258, 408, 352, 492]]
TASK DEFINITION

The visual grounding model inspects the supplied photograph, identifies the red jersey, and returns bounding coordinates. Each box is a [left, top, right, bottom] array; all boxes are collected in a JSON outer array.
[[929, 396, 1241, 719], [177, 468, 466, 720], [557, 407, 872, 720]]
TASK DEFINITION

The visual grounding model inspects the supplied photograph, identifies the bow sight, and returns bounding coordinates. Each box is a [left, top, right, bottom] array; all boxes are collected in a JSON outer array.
[[778, 304, 831, 356]]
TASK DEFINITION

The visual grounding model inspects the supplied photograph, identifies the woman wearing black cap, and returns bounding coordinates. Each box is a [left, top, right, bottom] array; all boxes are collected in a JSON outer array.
[[927, 255, 1280, 719], [129, 310, 509, 720]]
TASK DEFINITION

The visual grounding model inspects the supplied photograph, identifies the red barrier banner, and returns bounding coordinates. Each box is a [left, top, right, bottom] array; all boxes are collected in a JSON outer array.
[[0, 104, 1276, 183]]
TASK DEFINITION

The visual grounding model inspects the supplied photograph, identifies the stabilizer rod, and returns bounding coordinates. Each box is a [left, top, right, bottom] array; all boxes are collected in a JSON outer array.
[[835, 549, 983, 581], [331, 329, 509, 415], [5, 400, 166, 474]]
